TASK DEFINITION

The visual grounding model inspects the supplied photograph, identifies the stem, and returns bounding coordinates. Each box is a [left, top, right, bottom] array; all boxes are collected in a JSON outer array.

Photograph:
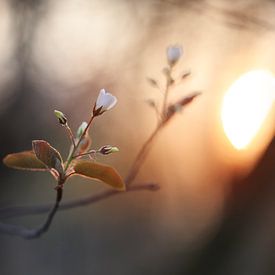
[[125, 122, 164, 186], [73, 150, 97, 159], [125, 68, 175, 186], [0, 182, 159, 238], [0, 182, 159, 220], [65, 124, 76, 148], [0, 180, 64, 239], [162, 84, 169, 118], [64, 115, 95, 171], [161, 68, 172, 118]]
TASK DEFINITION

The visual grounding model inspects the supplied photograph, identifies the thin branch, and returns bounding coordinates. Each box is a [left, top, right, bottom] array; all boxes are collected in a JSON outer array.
[[161, 67, 173, 118], [73, 149, 97, 159], [125, 123, 164, 186], [64, 115, 95, 171], [65, 124, 76, 148], [0, 182, 159, 220], [0, 187, 63, 239]]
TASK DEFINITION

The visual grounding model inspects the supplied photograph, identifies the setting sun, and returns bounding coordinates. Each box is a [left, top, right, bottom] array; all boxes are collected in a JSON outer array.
[[221, 70, 275, 150]]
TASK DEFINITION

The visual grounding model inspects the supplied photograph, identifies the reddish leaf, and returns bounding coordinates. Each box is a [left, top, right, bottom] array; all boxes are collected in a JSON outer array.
[[177, 91, 201, 107], [32, 140, 63, 175], [3, 151, 47, 171], [166, 92, 201, 120], [78, 135, 92, 155], [73, 160, 125, 191]]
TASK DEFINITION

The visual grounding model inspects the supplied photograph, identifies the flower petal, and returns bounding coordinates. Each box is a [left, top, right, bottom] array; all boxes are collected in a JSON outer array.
[[94, 89, 117, 114], [95, 89, 107, 110]]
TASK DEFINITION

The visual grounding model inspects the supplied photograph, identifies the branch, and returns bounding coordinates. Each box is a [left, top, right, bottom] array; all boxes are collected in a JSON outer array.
[[0, 188, 63, 239], [125, 123, 164, 186], [0, 182, 159, 222]]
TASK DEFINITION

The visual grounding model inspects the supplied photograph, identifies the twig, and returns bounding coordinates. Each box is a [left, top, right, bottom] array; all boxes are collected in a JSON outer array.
[[0, 182, 159, 238], [65, 124, 76, 148], [64, 115, 95, 171], [73, 150, 97, 159], [0, 186, 63, 239], [125, 123, 164, 186]]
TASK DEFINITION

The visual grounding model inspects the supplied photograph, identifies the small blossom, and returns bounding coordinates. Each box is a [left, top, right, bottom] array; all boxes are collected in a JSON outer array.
[[93, 89, 117, 116], [167, 45, 183, 67], [98, 145, 119, 155], [54, 110, 67, 125], [76, 121, 88, 138]]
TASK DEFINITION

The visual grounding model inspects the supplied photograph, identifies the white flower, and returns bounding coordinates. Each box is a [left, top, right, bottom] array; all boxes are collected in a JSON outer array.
[[93, 89, 117, 116], [167, 45, 183, 66]]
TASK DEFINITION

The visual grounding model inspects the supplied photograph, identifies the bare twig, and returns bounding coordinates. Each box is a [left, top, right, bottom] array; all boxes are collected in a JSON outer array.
[[0, 182, 159, 238], [125, 123, 164, 186], [0, 185, 63, 239]]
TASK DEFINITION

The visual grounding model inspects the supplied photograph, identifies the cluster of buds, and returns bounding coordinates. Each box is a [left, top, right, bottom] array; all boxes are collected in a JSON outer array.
[[145, 44, 200, 123], [54, 88, 119, 160]]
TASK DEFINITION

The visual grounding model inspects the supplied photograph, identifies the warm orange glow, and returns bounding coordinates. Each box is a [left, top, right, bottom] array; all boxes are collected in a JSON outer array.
[[221, 70, 275, 150]]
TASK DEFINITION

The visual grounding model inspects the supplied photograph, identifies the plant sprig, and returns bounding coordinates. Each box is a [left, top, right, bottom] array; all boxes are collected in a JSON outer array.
[[2, 88, 124, 238], [0, 45, 201, 239]]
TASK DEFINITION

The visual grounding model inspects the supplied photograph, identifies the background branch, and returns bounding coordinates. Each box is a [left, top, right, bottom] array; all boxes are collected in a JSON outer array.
[[0, 182, 159, 221]]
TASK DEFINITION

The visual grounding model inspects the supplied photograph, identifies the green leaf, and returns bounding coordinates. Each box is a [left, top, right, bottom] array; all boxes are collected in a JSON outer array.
[[32, 140, 64, 175], [73, 160, 125, 191], [3, 151, 47, 171]]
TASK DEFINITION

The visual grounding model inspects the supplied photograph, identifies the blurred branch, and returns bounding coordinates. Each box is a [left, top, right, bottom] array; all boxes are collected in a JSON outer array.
[[0, 182, 159, 221], [205, 2, 275, 31], [125, 124, 163, 186], [0, 188, 63, 239]]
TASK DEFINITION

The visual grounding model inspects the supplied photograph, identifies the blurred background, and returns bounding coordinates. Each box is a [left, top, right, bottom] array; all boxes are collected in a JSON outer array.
[[0, 0, 275, 274]]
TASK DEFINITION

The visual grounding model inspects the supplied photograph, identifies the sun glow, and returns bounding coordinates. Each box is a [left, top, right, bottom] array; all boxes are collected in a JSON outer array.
[[221, 70, 275, 150]]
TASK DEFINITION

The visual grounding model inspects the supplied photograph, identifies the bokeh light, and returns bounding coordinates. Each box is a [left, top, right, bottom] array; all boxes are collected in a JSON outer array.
[[221, 70, 275, 150]]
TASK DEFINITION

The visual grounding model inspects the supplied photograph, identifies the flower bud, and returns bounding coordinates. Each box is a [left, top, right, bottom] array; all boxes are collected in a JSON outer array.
[[98, 145, 119, 155], [54, 110, 67, 125], [76, 121, 88, 138], [167, 45, 183, 67]]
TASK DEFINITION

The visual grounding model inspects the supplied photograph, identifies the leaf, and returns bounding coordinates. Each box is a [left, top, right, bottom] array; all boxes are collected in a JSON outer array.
[[177, 91, 201, 107], [32, 140, 64, 175], [3, 151, 47, 171], [166, 92, 201, 120], [78, 134, 92, 155], [73, 160, 125, 191]]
